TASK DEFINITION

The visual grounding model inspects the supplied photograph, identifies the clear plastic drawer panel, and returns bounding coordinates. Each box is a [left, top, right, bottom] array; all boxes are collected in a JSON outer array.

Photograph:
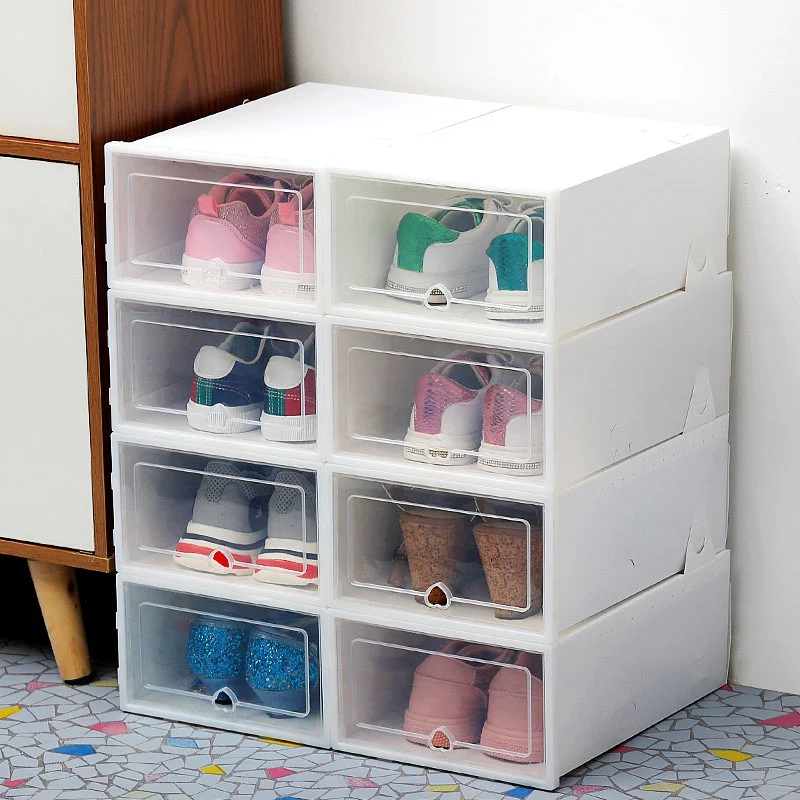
[[334, 326, 545, 476], [114, 301, 317, 447], [115, 441, 319, 590], [337, 475, 543, 626], [121, 583, 323, 738], [333, 176, 545, 324], [337, 621, 545, 769], [110, 155, 316, 303]]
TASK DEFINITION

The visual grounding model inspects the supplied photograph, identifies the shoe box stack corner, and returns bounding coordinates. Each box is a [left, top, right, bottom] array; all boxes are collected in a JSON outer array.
[[105, 83, 732, 790]]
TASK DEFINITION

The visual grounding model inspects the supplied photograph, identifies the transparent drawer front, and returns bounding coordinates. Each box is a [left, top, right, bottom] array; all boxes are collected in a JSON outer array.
[[111, 155, 316, 303], [333, 176, 545, 324], [334, 326, 545, 476], [122, 583, 322, 738], [114, 301, 317, 446], [335, 474, 543, 627], [337, 620, 544, 774], [116, 441, 319, 590]]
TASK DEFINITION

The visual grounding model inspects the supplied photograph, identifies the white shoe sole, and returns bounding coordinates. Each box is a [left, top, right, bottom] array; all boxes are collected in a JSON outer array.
[[181, 253, 262, 291], [403, 428, 480, 466], [254, 566, 319, 586], [173, 549, 256, 576], [477, 442, 544, 476], [485, 289, 544, 321], [255, 537, 319, 586], [253, 567, 319, 586], [260, 266, 316, 300], [386, 265, 489, 304], [260, 412, 318, 442], [173, 527, 262, 576], [187, 400, 262, 434]]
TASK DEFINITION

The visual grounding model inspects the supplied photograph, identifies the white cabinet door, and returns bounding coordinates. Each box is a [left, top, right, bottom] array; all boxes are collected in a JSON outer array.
[[0, 0, 79, 142], [0, 157, 93, 550]]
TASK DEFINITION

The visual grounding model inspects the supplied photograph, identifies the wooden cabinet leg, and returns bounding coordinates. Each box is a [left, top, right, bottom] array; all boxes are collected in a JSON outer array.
[[27, 560, 92, 684]]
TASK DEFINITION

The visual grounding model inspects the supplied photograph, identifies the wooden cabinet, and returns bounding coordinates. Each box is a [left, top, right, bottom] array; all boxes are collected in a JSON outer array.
[[0, 0, 283, 678]]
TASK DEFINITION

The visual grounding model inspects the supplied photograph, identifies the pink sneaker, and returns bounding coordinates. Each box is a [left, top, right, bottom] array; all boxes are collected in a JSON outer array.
[[481, 652, 544, 763], [182, 173, 277, 291], [403, 642, 515, 750], [477, 359, 544, 476], [403, 351, 512, 466], [261, 180, 315, 300]]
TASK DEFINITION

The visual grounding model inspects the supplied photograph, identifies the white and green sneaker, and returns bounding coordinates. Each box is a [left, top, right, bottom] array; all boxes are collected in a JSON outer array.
[[485, 202, 545, 321], [385, 196, 507, 304]]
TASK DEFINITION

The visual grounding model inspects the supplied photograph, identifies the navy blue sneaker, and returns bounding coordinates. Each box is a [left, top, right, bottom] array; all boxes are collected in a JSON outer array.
[[187, 322, 271, 434]]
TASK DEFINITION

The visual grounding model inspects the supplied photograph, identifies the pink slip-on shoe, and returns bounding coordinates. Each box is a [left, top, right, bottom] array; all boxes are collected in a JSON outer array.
[[403, 351, 513, 467], [478, 358, 544, 476], [480, 651, 545, 763], [182, 173, 277, 291], [403, 642, 515, 750], [261, 180, 315, 300]]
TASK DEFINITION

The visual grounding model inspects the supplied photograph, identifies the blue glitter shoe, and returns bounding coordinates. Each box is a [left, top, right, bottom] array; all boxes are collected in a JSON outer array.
[[245, 628, 320, 717], [186, 619, 248, 697]]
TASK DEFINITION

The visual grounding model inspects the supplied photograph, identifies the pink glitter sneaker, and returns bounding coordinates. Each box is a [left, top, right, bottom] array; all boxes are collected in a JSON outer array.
[[182, 173, 277, 291], [481, 652, 545, 763], [261, 180, 315, 300], [403, 642, 515, 750], [477, 358, 544, 476], [403, 351, 513, 467]]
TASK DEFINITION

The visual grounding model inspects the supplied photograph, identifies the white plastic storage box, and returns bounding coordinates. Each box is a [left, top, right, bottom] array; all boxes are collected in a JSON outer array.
[[112, 434, 325, 601], [327, 413, 729, 640], [105, 84, 507, 312], [326, 267, 731, 490], [118, 572, 327, 746], [327, 550, 730, 790], [108, 291, 323, 461], [327, 105, 729, 342], [106, 154, 320, 309]]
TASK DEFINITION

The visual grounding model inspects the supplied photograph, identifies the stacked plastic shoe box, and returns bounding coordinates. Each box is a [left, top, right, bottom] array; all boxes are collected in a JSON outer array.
[[106, 83, 732, 790]]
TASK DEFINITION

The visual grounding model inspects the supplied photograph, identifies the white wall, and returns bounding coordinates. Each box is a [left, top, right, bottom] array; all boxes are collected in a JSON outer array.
[[283, 0, 800, 694]]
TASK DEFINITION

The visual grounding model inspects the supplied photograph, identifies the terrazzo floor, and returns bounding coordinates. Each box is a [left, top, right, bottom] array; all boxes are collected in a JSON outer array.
[[0, 639, 798, 800]]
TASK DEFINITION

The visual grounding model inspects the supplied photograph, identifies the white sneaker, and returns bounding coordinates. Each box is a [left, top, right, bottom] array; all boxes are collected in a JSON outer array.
[[187, 323, 269, 435], [260, 330, 317, 442], [386, 197, 508, 304], [485, 202, 545, 321], [403, 351, 515, 466], [254, 470, 318, 586], [173, 461, 272, 575], [478, 358, 544, 476]]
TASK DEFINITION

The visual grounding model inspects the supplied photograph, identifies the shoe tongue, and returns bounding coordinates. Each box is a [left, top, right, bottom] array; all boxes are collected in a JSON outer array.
[[438, 350, 508, 388], [511, 206, 545, 240], [226, 187, 272, 217], [434, 197, 486, 230], [208, 172, 254, 203], [505, 358, 544, 398], [221, 323, 263, 363], [271, 471, 314, 515], [248, 494, 271, 531]]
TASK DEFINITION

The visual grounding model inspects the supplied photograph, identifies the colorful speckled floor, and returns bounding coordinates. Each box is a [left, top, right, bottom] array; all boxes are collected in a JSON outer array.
[[1, 639, 799, 799]]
